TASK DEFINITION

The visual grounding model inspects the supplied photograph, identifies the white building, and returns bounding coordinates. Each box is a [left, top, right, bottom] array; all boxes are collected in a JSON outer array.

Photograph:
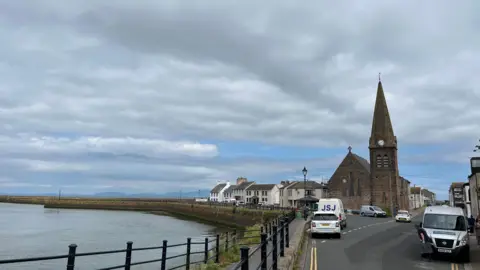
[[230, 177, 255, 202], [409, 186, 436, 209], [279, 180, 328, 208], [469, 157, 480, 220], [245, 184, 279, 205], [209, 181, 230, 202]]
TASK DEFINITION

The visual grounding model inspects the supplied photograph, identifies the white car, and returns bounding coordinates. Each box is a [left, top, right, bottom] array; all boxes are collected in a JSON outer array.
[[395, 210, 412, 222]]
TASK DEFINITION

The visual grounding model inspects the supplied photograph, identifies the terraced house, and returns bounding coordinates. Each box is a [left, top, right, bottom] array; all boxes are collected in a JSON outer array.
[[279, 180, 328, 208], [245, 184, 280, 205]]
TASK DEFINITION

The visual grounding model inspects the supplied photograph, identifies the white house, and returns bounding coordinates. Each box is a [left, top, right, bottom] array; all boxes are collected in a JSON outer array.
[[280, 180, 328, 208], [409, 186, 436, 209], [223, 185, 236, 201], [245, 184, 279, 205], [209, 181, 230, 202], [231, 178, 255, 202]]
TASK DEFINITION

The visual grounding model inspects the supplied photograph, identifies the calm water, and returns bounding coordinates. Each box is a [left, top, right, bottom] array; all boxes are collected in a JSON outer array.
[[0, 203, 215, 270]]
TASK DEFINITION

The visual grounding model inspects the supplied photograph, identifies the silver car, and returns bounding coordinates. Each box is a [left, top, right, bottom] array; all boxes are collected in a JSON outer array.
[[360, 205, 387, 217]]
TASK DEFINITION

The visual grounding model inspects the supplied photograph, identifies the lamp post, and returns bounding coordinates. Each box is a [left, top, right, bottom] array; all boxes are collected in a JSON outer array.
[[302, 167, 308, 220]]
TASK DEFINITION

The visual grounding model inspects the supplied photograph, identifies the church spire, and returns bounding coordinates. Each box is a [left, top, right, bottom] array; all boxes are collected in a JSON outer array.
[[369, 77, 396, 148]]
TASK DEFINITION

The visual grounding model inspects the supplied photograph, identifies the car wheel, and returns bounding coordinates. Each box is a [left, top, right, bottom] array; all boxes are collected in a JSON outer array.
[[374, 213, 377, 218], [360, 212, 364, 216]]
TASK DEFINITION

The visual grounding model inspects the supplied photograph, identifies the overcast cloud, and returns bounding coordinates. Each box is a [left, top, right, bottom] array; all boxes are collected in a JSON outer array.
[[0, 1, 478, 196]]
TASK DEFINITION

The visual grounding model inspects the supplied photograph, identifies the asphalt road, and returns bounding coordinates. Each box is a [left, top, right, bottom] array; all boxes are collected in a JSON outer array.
[[302, 214, 466, 270]]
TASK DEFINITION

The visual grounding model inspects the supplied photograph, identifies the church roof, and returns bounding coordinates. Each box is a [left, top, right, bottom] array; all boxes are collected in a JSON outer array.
[[351, 153, 371, 173], [370, 80, 396, 146]]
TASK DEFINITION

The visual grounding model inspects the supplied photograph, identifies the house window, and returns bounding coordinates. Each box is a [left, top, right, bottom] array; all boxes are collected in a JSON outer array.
[[288, 190, 292, 196], [382, 155, 389, 167], [262, 191, 267, 196], [306, 190, 313, 196], [376, 155, 382, 168], [255, 191, 259, 196]]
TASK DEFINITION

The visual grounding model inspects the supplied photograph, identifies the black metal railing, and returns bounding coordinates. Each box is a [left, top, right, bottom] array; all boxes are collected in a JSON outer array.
[[232, 210, 295, 270], [0, 211, 296, 270]]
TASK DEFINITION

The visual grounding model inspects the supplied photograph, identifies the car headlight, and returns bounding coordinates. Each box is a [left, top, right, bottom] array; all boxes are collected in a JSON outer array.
[[459, 235, 468, 246]]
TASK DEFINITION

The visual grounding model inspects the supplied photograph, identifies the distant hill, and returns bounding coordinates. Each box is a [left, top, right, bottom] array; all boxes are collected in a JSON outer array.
[[1, 190, 211, 198]]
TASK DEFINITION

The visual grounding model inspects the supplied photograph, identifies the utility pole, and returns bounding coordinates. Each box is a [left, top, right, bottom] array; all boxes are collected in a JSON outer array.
[[58, 189, 62, 200]]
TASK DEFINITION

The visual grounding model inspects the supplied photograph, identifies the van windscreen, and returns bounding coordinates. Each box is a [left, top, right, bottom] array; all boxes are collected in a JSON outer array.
[[313, 213, 337, 221]]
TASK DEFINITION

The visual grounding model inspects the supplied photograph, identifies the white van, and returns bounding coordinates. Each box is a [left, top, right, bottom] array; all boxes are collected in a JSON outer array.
[[315, 198, 347, 229], [418, 205, 470, 262]]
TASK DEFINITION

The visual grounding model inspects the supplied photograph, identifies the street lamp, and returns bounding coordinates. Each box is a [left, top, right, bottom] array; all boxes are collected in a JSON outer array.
[[302, 167, 308, 220]]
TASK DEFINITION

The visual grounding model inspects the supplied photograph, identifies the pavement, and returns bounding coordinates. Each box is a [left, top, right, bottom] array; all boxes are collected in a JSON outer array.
[[300, 210, 470, 270]]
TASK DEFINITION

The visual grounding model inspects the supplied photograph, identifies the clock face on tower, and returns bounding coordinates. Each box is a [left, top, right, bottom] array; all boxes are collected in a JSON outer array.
[[378, 140, 385, 146]]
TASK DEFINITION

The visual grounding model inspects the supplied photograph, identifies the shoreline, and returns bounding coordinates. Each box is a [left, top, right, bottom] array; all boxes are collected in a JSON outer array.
[[1, 196, 282, 229]]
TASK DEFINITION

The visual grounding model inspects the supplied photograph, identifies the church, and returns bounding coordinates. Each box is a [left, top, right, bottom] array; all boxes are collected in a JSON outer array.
[[327, 79, 410, 212]]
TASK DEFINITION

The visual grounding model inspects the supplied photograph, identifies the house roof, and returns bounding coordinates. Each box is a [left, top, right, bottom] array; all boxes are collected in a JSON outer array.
[[280, 181, 299, 189], [450, 182, 466, 189], [246, 184, 276, 191], [288, 181, 326, 190], [210, 183, 226, 193], [410, 187, 421, 194], [224, 185, 236, 193], [234, 181, 254, 190]]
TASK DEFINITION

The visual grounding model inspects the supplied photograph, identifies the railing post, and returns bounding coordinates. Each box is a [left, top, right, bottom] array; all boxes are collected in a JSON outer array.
[[66, 244, 77, 270], [285, 218, 290, 248], [215, 234, 220, 263], [260, 233, 267, 270], [204, 237, 208, 263], [186, 238, 191, 270], [240, 246, 250, 270], [269, 222, 272, 240], [225, 232, 229, 251], [280, 219, 285, 257], [272, 225, 278, 270], [125, 241, 133, 270], [161, 240, 167, 270]]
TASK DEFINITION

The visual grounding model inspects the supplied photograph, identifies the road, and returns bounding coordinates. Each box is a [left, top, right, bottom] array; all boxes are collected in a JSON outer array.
[[302, 213, 466, 270]]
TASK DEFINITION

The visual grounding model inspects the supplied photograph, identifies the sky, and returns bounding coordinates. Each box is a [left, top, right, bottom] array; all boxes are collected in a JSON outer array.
[[0, 1, 479, 200]]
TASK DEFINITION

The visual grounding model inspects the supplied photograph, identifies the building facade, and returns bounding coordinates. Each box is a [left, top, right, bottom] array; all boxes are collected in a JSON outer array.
[[209, 181, 230, 202], [245, 184, 279, 205]]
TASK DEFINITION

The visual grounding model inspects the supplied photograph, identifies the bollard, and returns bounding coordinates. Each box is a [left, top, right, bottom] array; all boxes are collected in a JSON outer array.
[[161, 240, 167, 270], [215, 234, 220, 263], [280, 219, 285, 257], [186, 238, 191, 270], [285, 218, 290, 248], [260, 233, 267, 270], [272, 225, 278, 270], [66, 244, 77, 270], [225, 232, 229, 251], [204, 238, 208, 263], [125, 241, 133, 270], [240, 246, 250, 270]]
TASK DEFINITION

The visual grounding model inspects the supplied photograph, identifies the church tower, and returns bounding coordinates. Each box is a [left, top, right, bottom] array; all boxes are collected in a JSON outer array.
[[368, 78, 400, 213]]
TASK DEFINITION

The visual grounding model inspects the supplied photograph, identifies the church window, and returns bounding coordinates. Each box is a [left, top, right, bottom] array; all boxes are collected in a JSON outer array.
[[376, 155, 382, 167], [382, 155, 389, 167], [357, 179, 361, 196], [349, 172, 354, 196]]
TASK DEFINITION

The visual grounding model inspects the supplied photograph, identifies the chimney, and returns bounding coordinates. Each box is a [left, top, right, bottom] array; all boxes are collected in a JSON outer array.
[[236, 177, 247, 185]]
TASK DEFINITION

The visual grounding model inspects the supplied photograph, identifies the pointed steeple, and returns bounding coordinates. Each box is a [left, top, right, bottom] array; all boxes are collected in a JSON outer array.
[[369, 77, 396, 148]]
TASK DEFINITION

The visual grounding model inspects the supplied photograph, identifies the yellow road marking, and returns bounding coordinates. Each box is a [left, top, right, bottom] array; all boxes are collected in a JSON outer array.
[[451, 263, 459, 270], [310, 247, 317, 270]]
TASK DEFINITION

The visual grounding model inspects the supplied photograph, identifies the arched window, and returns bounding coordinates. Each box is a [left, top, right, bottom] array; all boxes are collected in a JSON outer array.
[[376, 155, 382, 168], [382, 155, 389, 167]]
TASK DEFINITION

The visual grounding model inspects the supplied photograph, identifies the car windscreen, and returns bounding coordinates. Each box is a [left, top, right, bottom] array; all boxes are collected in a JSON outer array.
[[313, 213, 338, 221], [398, 211, 408, 215], [423, 214, 467, 231]]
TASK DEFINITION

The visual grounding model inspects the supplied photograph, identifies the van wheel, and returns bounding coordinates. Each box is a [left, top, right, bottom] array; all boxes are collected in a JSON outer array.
[[360, 212, 364, 216], [459, 248, 470, 263], [336, 233, 342, 239], [374, 213, 377, 218]]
